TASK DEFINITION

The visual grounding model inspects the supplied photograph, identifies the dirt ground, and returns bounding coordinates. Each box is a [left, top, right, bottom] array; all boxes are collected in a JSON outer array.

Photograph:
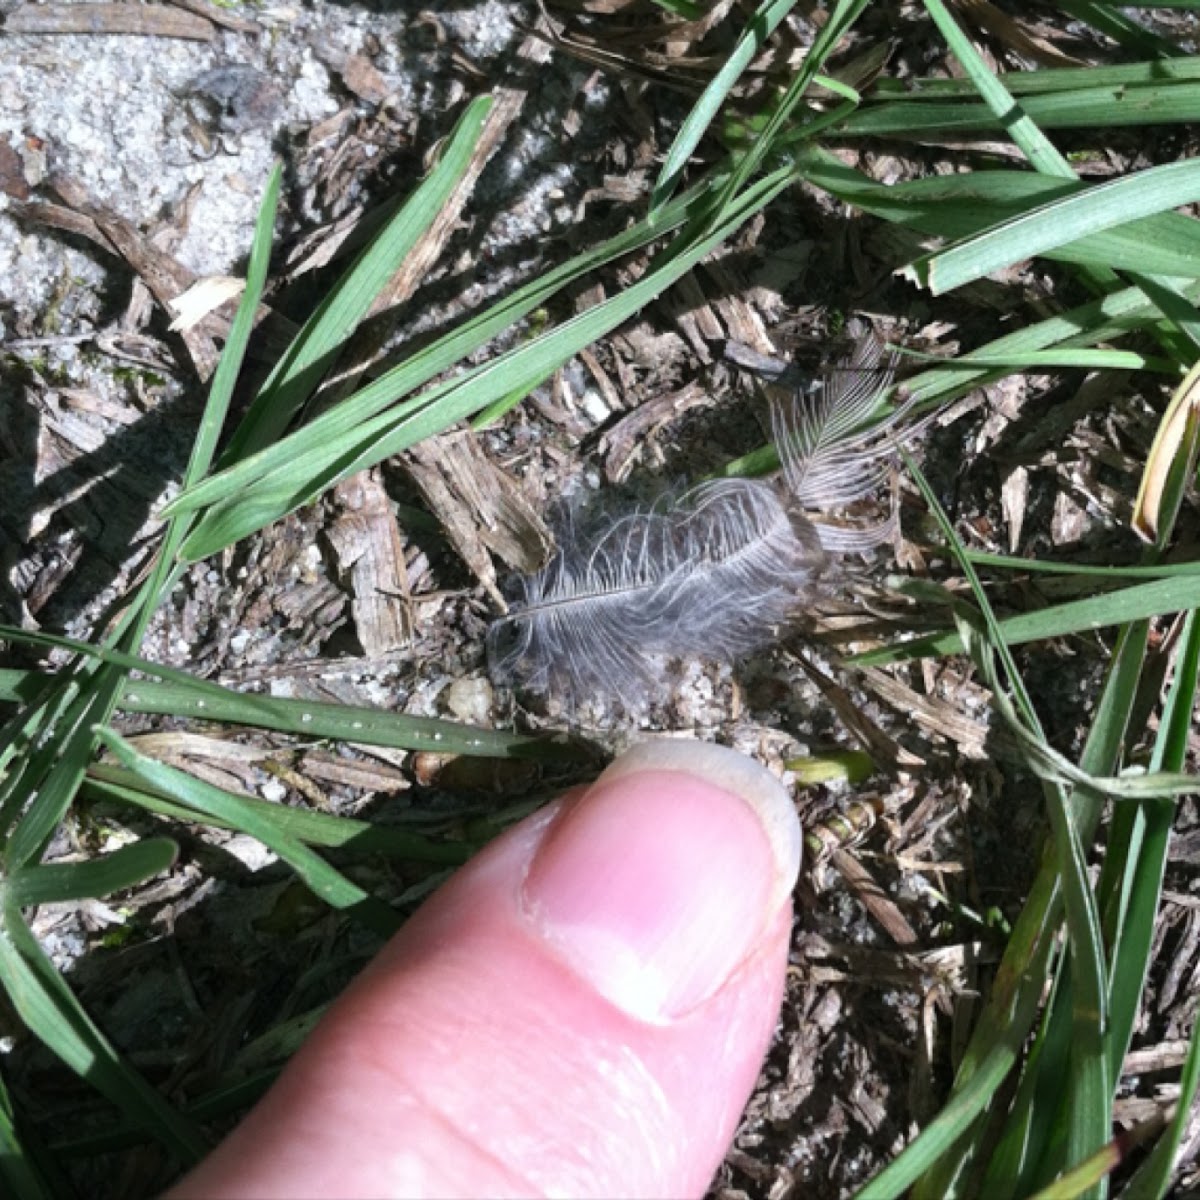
[[3, 1, 1200, 1196]]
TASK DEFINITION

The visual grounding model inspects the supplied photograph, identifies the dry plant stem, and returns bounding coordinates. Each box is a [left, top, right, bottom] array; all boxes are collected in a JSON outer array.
[[166, 0, 260, 35], [830, 848, 920, 948], [4, 3, 214, 39]]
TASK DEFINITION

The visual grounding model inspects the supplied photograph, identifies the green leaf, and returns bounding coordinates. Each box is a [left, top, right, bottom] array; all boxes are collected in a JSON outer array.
[[0, 628, 580, 761], [222, 95, 494, 460], [178, 169, 795, 559], [95, 728, 401, 938], [850, 575, 1200, 666], [5, 838, 178, 907], [652, 0, 797, 210], [921, 0, 1074, 180], [87, 768, 471, 865], [797, 151, 1200, 281], [904, 158, 1200, 293], [161, 179, 706, 522], [0, 904, 209, 1162]]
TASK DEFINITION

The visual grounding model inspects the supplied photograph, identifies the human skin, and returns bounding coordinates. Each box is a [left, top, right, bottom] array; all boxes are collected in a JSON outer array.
[[168, 740, 802, 1199]]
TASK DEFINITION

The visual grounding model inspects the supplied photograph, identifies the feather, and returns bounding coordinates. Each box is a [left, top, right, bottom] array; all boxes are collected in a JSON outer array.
[[771, 332, 906, 553], [488, 330, 916, 705], [487, 478, 825, 703]]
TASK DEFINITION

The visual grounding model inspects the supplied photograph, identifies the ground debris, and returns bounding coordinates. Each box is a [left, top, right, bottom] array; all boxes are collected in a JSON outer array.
[[3, 2, 214, 40], [328, 468, 414, 657]]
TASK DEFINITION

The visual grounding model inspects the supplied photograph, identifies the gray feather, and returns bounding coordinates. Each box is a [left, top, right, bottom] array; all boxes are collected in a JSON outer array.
[[771, 332, 906, 553], [488, 332, 914, 704]]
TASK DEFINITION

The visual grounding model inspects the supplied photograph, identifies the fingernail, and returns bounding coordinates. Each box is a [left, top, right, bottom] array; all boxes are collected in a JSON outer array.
[[520, 741, 801, 1024]]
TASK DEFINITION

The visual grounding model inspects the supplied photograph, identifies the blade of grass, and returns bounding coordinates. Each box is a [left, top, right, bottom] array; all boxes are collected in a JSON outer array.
[[0, 903, 209, 1161], [922, 0, 1074, 180], [160, 178, 710, 521], [1027, 1121, 1160, 1200], [1120, 1018, 1200, 1195], [85, 768, 473, 864], [794, 151, 1200, 284], [5, 838, 178, 907], [0, 630, 580, 761], [870, 59, 1200, 100], [716, 0, 870, 208], [1050, 1, 1185, 57], [1099, 534, 1200, 1111], [966, 553, 1200, 579], [0, 167, 284, 870], [859, 1043, 1025, 1199], [850, 575, 1200, 666], [95, 728, 401, 938], [836, 81, 1200, 137], [0, 1069, 56, 1200], [904, 158, 1200, 294], [222, 95, 493, 460], [651, 0, 796, 210], [899, 451, 1110, 1198], [178, 168, 795, 559]]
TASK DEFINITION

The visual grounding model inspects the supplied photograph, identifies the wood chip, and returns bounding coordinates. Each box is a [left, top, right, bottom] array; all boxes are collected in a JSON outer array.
[[300, 751, 410, 794], [954, 0, 1087, 68], [4, 3, 213, 40], [327, 469, 413, 656], [0, 138, 30, 201], [858, 665, 991, 758], [21, 178, 220, 378], [834, 849, 921, 946], [704, 260, 776, 356], [337, 53, 393, 105], [794, 654, 926, 771], [405, 434, 554, 608], [667, 271, 721, 361], [599, 379, 712, 484]]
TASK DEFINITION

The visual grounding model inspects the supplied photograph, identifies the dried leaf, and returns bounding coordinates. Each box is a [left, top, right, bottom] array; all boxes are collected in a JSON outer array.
[[1133, 359, 1200, 545]]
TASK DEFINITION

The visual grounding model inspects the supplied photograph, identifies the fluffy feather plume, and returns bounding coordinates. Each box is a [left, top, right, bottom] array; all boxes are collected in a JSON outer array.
[[771, 333, 905, 553], [488, 332, 910, 704]]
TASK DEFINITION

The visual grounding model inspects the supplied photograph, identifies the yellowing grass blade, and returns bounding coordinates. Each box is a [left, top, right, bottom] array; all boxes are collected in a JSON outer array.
[[1132, 357, 1200, 546]]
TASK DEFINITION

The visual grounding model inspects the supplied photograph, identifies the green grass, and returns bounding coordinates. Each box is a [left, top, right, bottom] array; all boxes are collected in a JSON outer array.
[[4, 0, 1200, 1194]]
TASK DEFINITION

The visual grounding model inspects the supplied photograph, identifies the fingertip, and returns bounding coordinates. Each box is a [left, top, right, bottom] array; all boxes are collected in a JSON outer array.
[[523, 739, 799, 1023]]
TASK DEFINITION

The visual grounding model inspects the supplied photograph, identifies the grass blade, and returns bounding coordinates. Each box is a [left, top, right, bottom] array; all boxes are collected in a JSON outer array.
[[0, 905, 209, 1162], [850, 575, 1200, 666], [904, 159, 1200, 293], [95, 728, 402, 938], [160, 180, 707, 521], [651, 0, 796, 210], [222, 95, 493, 460], [0, 629, 579, 761], [85, 768, 472, 864], [178, 169, 795, 559], [6, 838, 178, 907]]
